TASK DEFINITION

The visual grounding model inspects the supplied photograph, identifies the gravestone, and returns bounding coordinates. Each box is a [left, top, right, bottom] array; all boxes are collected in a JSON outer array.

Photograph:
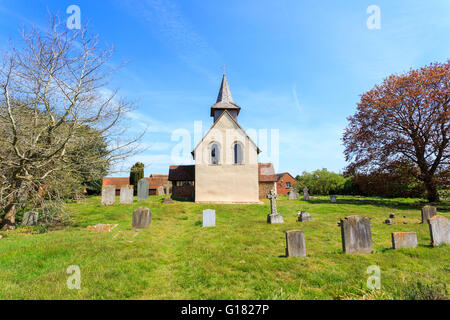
[[421, 205, 437, 224], [389, 213, 396, 219], [22, 211, 39, 226], [391, 232, 417, 249], [298, 211, 313, 222], [157, 185, 165, 196], [428, 215, 449, 247], [285, 230, 306, 257], [137, 179, 149, 201], [385, 219, 393, 225], [102, 185, 116, 206], [330, 195, 337, 203], [162, 184, 174, 204], [267, 189, 283, 224], [132, 207, 152, 228], [339, 216, 373, 254], [202, 209, 216, 228], [120, 185, 134, 205], [288, 188, 298, 200], [303, 187, 310, 201]]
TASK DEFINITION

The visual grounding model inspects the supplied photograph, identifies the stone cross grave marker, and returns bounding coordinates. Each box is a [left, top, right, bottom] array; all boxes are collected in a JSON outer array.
[[288, 188, 298, 200], [132, 207, 152, 229], [162, 183, 174, 203], [22, 212, 39, 226], [202, 209, 216, 227], [391, 232, 418, 249], [339, 216, 373, 254], [267, 189, 283, 224], [120, 185, 134, 205], [137, 178, 149, 201], [330, 195, 337, 203], [303, 187, 309, 201], [298, 211, 313, 222], [102, 185, 116, 206], [428, 215, 449, 247], [285, 230, 306, 257], [421, 205, 437, 224]]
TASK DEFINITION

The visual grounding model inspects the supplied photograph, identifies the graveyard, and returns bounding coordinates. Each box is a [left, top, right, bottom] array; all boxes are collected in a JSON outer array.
[[0, 195, 448, 300]]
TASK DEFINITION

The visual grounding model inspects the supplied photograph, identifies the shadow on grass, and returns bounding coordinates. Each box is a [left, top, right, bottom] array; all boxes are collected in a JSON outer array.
[[305, 198, 450, 212]]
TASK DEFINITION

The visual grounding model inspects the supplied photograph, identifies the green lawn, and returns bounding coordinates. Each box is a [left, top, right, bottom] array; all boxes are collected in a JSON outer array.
[[0, 195, 448, 300]]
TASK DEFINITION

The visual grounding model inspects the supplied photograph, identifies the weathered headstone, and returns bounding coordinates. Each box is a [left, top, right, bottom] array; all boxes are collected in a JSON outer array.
[[285, 230, 306, 257], [202, 209, 216, 227], [391, 232, 418, 249], [428, 215, 449, 247], [120, 185, 134, 205], [132, 207, 152, 228], [157, 185, 165, 196], [389, 213, 396, 219], [330, 195, 337, 203], [102, 185, 116, 206], [267, 189, 283, 224], [137, 179, 149, 201], [22, 211, 39, 226], [421, 205, 437, 224], [303, 187, 309, 201], [288, 188, 298, 200], [298, 211, 313, 222], [385, 219, 393, 225], [339, 216, 373, 254], [162, 184, 174, 204]]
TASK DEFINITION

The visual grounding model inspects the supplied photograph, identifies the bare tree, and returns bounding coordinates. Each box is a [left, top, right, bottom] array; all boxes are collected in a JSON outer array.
[[0, 15, 143, 230]]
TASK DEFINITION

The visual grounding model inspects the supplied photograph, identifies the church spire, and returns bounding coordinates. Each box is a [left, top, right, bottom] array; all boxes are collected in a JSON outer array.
[[216, 74, 234, 103]]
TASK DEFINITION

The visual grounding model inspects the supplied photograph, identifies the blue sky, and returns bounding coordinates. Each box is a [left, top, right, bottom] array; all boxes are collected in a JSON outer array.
[[0, 0, 449, 177]]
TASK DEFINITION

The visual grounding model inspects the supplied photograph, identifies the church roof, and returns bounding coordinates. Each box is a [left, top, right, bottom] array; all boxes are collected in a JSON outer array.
[[211, 75, 241, 117], [169, 165, 195, 181]]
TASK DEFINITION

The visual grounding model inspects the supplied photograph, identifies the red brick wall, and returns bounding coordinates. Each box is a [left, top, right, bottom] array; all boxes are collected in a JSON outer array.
[[172, 185, 194, 201], [276, 174, 296, 195]]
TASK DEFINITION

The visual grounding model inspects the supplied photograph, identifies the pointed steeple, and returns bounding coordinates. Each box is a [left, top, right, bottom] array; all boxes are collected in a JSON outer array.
[[216, 74, 234, 103]]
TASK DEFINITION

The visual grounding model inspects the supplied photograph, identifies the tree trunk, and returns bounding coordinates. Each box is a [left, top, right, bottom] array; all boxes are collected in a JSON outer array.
[[424, 177, 440, 203], [1, 202, 16, 231]]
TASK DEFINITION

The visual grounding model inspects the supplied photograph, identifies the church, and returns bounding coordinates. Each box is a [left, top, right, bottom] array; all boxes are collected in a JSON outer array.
[[169, 75, 277, 203]]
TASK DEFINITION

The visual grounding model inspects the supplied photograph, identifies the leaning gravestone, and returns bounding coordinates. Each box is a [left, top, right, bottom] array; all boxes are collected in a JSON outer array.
[[202, 209, 216, 228], [285, 230, 306, 257], [132, 207, 152, 228], [303, 187, 309, 201], [102, 185, 116, 206], [428, 215, 449, 247], [330, 195, 337, 203], [391, 232, 418, 249], [137, 179, 149, 201], [421, 205, 437, 224], [267, 189, 283, 224], [298, 211, 313, 222], [339, 216, 373, 254], [288, 188, 298, 200], [22, 211, 39, 226], [120, 185, 134, 205], [157, 185, 165, 196]]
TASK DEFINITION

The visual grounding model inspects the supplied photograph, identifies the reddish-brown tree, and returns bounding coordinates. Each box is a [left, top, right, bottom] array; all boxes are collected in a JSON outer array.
[[343, 61, 449, 202]]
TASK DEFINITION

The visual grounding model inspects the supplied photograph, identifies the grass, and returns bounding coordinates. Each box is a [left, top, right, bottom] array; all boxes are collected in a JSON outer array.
[[0, 195, 448, 300]]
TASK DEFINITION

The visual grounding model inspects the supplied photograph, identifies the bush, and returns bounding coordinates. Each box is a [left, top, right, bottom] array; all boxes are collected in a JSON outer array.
[[296, 169, 347, 195]]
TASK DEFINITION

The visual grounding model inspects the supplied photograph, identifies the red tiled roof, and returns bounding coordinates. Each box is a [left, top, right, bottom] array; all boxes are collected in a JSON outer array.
[[259, 163, 277, 182], [169, 165, 195, 181], [102, 177, 130, 189], [276, 172, 296, 181], [145, 176, 168, 189]]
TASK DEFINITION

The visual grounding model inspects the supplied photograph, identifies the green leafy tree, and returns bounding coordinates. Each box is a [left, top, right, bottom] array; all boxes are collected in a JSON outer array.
[[296, 169, 347, 195]]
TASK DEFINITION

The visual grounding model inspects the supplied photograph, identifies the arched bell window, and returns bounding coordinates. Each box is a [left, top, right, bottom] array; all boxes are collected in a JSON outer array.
[[210, 143, 220, 165], [233, 142, 243, 164]]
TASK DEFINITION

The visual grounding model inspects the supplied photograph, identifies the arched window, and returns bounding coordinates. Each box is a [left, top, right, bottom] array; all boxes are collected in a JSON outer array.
[[210, 143, 220, 164], [233, 142, 243, 164]]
